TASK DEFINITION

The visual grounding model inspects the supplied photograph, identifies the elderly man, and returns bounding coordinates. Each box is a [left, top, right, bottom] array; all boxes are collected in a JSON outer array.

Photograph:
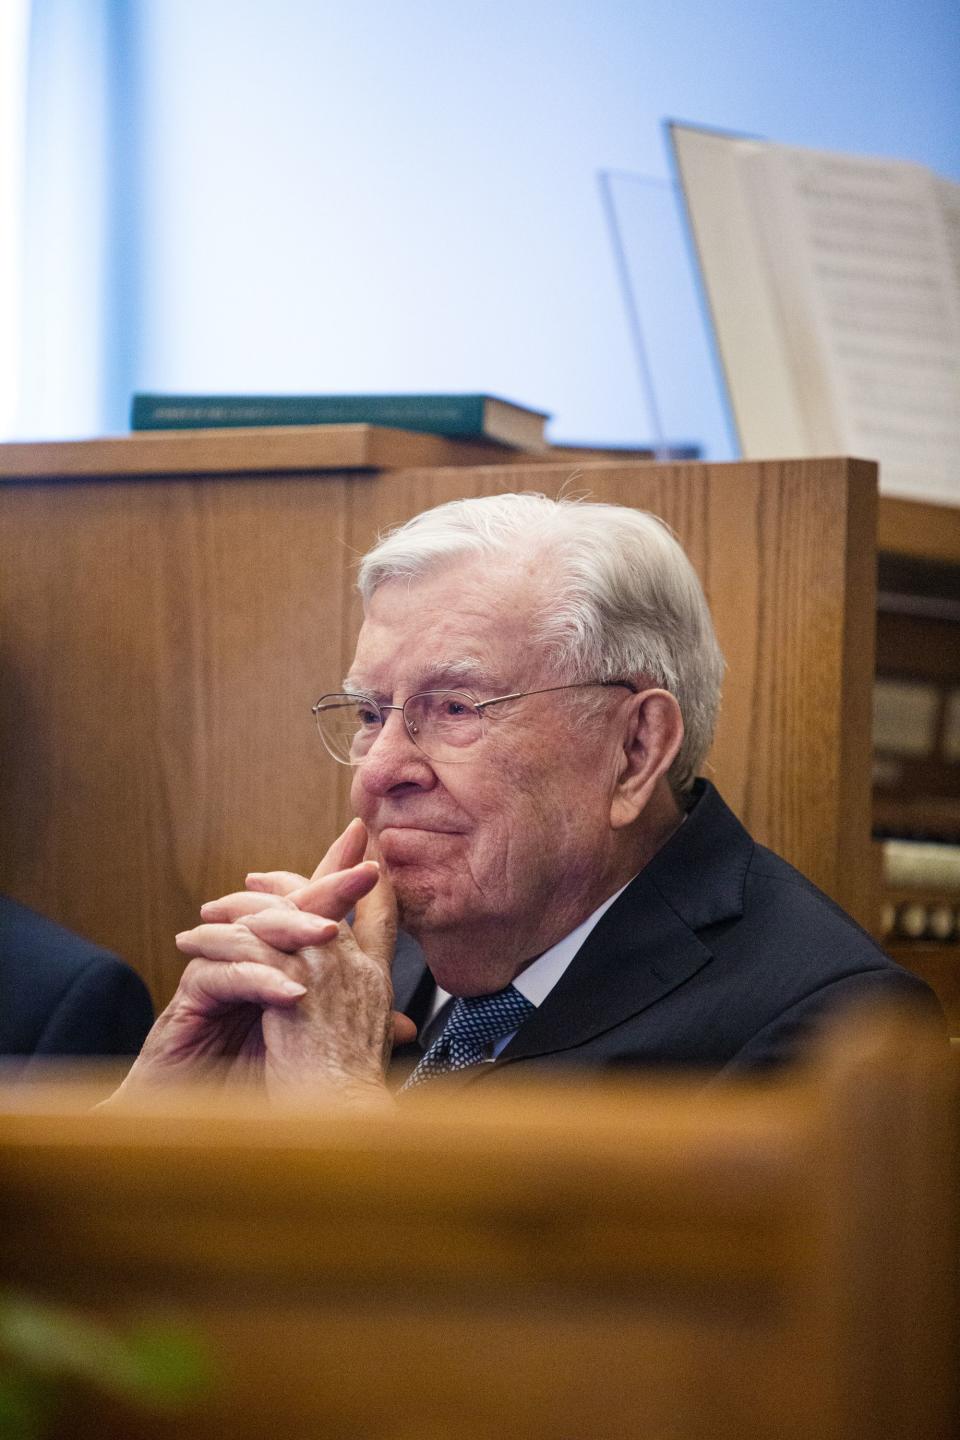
[[117, 493, 934, 1105]]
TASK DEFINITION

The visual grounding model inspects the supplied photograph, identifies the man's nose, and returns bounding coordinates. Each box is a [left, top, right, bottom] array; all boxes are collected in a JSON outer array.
[[353, 709, 436, 795]]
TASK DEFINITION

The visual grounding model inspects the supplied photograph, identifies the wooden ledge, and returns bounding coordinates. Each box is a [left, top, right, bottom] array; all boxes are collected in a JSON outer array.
[[0, 424, 531, 480]]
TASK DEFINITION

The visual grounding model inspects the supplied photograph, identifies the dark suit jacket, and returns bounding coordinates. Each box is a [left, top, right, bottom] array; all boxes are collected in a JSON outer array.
[[0, 894, 154, 1059], [391, 781, 939, 1086]]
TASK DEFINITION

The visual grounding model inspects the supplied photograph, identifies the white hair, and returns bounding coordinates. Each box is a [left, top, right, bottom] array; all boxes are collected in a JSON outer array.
[[357, 492, 725, 793]]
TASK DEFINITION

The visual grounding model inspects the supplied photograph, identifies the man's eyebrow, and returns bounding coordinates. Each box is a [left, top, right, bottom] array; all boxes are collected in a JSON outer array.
[[341, 676, 378, 697], [342, 659, 504, 697], [429, 658, 500, 690]]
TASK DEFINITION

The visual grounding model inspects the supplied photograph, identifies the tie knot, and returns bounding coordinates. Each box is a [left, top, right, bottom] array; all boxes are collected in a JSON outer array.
[[400, 983, 536, 1092], [444, 985, 537, 1049]]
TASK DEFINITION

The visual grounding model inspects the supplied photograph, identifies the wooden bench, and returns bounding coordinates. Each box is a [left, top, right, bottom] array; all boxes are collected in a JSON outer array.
[[0, 1006, 954, 1440]]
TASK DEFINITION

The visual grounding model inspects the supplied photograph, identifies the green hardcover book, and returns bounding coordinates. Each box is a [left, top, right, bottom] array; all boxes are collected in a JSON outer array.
[[129, 393, 550, 450]]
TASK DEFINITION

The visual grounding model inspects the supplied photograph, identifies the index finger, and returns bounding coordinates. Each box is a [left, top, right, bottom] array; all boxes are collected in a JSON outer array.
[[201, 890, 298, 923], [287, 860, 381, 922], [245, 870, 310, 897], [309, 816, 368, 882]]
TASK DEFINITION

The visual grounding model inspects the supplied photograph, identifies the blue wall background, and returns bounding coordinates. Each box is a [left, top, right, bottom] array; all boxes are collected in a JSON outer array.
[[16, 0, 960, 452]]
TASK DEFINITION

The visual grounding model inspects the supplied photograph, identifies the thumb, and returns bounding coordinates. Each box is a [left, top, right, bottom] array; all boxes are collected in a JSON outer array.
[[352, 865, 398, 973], [392, 1011, 418, 1046]]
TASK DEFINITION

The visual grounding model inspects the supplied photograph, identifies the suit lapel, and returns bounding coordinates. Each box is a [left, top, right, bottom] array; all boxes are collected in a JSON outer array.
[[492, 877, 712, 1062]]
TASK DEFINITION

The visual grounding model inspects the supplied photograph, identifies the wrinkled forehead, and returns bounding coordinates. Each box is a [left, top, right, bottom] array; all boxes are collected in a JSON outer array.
[[346, 554, 554, 694]]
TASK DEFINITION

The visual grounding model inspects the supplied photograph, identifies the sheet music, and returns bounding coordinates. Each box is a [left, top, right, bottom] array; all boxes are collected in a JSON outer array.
[[739, 146, 960, 502], [936, 176, 960, 289], [669, 127, 812, 456]]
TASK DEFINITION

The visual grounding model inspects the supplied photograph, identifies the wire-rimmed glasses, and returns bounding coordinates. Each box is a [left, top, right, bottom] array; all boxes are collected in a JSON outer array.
[[311, 682, 636, 766]]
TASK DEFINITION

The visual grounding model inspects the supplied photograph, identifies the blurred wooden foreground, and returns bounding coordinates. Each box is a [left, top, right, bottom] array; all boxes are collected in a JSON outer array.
[[0, 1009, 955, 1440]]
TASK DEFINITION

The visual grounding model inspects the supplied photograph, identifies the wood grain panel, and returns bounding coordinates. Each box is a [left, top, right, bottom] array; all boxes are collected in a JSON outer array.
[[0, 472, 354, 1000], [878, 496, 960, 566]]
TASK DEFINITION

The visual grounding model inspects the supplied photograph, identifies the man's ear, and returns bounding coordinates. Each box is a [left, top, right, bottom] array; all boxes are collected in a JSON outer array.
[[609, 689, 684, 829]]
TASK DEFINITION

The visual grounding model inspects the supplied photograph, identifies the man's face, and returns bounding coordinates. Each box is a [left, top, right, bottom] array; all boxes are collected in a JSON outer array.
[[346, 554, 631, 991]]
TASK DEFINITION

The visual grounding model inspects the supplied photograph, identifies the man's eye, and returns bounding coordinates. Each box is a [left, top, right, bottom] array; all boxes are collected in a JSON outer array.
[[356, 706, 381, 727], [442, 698, 471, 717]]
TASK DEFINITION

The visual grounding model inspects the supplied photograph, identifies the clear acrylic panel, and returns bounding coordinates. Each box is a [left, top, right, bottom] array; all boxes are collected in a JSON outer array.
[[598, 170, 737, 462]]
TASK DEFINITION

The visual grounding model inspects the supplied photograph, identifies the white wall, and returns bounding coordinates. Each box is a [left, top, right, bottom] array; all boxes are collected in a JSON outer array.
[[16, 0, 113, 440], [16, 0, 960, 449], [0, 1, 30, 436]]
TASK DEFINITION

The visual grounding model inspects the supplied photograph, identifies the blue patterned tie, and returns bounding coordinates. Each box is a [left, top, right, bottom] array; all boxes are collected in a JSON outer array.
[[400, 984, 536, 1091]]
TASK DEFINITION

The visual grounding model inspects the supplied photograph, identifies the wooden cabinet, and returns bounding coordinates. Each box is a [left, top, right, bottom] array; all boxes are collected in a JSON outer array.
[[874, 496, 960, 1027]]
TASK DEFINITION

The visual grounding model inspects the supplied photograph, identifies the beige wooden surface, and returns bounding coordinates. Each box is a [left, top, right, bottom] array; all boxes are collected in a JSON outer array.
[[0, 427, 659, 480], [0, 1009, 953, 1440], [0, 442, 877, 1002], [0, 424, 538, 478], [877, 495, 960, 565]]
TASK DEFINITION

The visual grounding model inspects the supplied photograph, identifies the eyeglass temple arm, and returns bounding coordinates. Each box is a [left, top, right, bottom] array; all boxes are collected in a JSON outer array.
[[473, 680, 637, 716]]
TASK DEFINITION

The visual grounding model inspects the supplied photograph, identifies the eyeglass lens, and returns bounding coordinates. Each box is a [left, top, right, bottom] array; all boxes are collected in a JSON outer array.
[[315, 692, 483, 765]]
